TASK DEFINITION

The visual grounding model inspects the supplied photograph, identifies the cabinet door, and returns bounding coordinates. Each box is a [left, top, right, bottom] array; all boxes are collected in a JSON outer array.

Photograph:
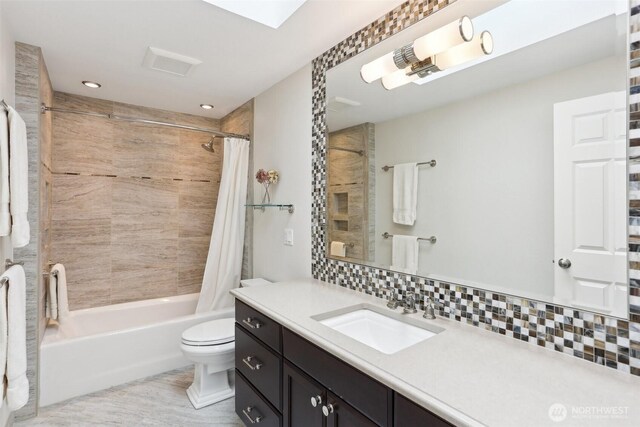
[[283, 362, 325, 427], [325, 393, 378, 427]]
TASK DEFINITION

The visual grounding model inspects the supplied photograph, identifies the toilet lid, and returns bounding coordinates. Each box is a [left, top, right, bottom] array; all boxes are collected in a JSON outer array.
[[181, 318, 235, 346]]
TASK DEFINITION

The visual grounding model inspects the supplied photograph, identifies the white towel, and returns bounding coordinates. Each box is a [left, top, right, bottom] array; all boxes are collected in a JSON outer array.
[[47, 264, 69, 321], [0, 111, 10, 235], [392, 163, 418, 226], [8, 107, 29, 248], [330, 241, 346, 257], [1, 265, 29, 411], [390, 235, 419, 275]]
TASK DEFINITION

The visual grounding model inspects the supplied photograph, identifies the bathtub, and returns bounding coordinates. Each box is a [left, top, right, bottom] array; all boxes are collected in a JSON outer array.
[[40, 293, 233, 407]]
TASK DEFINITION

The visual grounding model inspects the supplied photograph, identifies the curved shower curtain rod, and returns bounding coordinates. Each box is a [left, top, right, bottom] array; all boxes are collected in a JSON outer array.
[[40, 103, 250, 141]]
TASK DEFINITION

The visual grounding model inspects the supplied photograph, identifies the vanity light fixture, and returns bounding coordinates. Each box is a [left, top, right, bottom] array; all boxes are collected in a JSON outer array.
[[82, 80, 101, 89], [360, 16, 474, 84], [200, 104, 214, 110], [381, 31, 494, 90]]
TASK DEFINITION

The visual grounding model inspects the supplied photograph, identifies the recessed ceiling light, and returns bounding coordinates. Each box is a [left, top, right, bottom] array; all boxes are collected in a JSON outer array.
[[82, 80, 101, 88], [200, 104, 214, 110]]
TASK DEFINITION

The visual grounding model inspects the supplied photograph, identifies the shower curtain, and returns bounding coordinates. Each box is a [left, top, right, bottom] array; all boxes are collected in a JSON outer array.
[[196, 137, 250, 313]]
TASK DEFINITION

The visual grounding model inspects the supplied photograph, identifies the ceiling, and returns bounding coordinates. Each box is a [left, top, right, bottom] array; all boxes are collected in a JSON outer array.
[[2, 0, 404, 118]]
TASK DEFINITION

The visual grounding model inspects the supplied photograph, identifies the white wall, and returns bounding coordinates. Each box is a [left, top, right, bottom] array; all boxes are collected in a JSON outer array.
[[253, 64, 312, 281], [375, 55, 625, 299]]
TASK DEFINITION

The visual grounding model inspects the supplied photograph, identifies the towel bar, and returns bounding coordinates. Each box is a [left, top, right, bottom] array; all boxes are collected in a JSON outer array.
[[382, 232, 437, 244]]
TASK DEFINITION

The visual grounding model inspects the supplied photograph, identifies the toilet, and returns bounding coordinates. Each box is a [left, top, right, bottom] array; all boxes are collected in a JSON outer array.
[[180, 278, 272, 409]]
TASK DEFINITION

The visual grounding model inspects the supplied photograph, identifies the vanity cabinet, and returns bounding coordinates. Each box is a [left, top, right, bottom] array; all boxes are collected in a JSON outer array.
[[235, 300, 453, 427]]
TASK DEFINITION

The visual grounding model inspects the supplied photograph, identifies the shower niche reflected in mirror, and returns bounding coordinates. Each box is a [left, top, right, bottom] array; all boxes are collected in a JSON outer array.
[[325, 0, 629, 318]]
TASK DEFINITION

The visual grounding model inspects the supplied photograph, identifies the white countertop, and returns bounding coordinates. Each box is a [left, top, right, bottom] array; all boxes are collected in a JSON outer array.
[[231, 279, 640, 427]]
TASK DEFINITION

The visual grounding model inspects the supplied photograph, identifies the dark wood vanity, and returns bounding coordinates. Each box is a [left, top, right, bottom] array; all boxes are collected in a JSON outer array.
[[234, 300, 452, 427]]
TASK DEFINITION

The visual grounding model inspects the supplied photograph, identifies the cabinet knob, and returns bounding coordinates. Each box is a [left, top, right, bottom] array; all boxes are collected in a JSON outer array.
[[310, 395, 322, 407], [322, 403, 336, 417]]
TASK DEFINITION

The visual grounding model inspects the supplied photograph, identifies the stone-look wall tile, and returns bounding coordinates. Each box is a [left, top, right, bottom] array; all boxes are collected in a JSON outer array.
[[52, 175, 112, 220], [110, 178, 179, 303], [52, 114, 114, 175], [14, 42, 47, 421], [178, 237, 210, 295], [52, 242, 111, 310], [50, 95, 222, 309], [221, 100, 254, 280], [113, 124, 180, 179], [177, 130, 222, 181]]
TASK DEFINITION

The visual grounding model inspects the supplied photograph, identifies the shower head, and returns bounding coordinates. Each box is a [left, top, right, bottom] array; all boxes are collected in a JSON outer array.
[[201, 138, 215, 153]]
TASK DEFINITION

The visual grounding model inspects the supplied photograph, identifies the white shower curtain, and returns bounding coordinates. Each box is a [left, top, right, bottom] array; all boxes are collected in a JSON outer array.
[[196, 137, 250, 313]]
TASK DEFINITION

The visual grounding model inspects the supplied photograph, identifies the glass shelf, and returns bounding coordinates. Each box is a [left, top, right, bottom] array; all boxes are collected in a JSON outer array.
[[246, 204, 295, 213]]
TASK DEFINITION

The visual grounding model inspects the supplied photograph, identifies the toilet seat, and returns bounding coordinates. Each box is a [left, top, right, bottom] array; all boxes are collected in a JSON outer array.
[[181, 318, 235, 346]]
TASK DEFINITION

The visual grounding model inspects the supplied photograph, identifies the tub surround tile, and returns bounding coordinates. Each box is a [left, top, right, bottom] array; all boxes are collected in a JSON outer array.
[[113, 123, 181, 180], [51, 242, 112, 309], [178, 180, 218, 211], [52, 113, 114, 175], [177, 130, 222, 181], [50, 94, 227, 308], [52, 175, 112, 220], [178, 237, 210, 295], [112, 177, 179, 213]]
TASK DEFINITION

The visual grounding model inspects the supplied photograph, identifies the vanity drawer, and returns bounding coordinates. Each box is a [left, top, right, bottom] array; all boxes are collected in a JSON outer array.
[[283, 328, 391, 427], [394, 394, 452, 427], [236, 371, 282, 427], [236, 300, 282, 353], [236, 325, 282, 410]]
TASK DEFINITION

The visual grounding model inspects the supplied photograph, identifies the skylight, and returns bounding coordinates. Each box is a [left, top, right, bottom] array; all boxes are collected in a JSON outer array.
[[202, 0, 308, 29]]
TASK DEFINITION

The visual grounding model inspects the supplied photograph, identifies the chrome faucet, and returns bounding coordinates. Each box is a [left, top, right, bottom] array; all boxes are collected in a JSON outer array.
[[387, 293, 399, 309], [423, 297, 437, 319], [402, 292, 418, 314]]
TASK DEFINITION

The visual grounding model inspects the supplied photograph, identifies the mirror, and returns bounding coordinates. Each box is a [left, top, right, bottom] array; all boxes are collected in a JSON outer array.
[[326, 0, 629, 318]]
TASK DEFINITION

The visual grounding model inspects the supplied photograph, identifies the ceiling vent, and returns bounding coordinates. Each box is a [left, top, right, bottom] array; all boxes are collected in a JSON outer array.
[[143, 47, 202, 77]]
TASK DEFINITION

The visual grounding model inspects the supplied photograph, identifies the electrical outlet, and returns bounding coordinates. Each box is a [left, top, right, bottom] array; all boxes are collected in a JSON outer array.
[[284, 228, 294, 246]]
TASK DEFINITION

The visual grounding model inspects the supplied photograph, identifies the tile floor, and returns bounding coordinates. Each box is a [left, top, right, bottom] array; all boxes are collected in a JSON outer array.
[[15, 368, 244, 426]]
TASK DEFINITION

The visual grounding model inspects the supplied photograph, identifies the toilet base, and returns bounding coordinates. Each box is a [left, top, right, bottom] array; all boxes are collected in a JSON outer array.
[[187, 365, 235, 409]]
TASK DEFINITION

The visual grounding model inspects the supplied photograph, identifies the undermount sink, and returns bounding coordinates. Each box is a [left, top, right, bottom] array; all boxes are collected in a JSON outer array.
[[312, 304, 443, 354]]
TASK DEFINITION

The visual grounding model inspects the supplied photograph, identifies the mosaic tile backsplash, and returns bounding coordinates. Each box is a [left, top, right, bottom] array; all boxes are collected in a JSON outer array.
[[311, 0, 640, 377]]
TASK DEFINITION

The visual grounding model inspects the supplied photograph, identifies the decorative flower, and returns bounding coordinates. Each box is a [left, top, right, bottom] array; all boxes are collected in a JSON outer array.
[[255, 169, 269, 184], [267, 169, 279, 184]]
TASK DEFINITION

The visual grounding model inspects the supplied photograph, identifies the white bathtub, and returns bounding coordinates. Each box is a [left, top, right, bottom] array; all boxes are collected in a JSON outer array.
[[40, 293, 234, 407]]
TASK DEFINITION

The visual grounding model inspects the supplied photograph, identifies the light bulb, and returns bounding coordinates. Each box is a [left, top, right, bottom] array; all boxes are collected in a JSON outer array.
[[381, 68, 418, 90], [360, 52, 398, 83], [413, 16, 474, 61], [434, 31, 493, 70]]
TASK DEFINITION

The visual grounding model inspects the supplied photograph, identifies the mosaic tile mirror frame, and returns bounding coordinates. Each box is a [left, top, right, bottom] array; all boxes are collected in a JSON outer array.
[[310, 0, 640, 376]]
